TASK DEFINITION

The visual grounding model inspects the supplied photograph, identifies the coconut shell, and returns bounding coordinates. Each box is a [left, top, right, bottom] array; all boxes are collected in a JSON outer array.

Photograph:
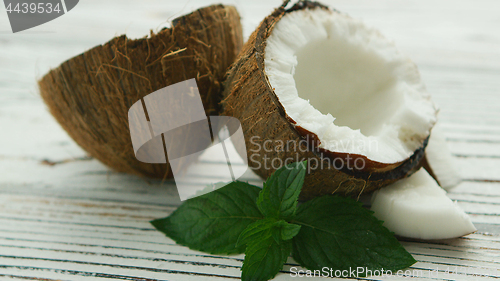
[[222, 0, 426, 200], [39, 4, 243, 179]]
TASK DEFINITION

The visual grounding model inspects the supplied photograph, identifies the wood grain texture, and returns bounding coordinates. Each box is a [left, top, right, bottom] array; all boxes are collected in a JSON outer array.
[[1, 0, 499, 280]]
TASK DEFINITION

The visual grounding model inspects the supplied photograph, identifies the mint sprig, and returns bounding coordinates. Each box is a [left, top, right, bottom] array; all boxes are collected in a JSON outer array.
[[152, 161, 416, 280]]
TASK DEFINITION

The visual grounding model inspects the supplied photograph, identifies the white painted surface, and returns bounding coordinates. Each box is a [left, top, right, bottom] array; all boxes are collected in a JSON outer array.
[[1, 0, 499, 280]]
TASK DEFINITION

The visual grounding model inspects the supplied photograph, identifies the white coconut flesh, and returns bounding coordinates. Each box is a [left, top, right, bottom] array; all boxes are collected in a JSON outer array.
[[425, 123, 461, 190], [370, 169, 476, 240], [264, 8, 437, 164]]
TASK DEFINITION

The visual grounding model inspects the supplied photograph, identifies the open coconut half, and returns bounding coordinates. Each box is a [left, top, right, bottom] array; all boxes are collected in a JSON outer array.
[[39, 4, 242, 179], [371, 168, 476, 240], [222, 1, 437, 200]]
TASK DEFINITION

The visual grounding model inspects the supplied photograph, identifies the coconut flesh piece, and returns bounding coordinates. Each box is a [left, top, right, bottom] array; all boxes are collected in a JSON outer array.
[[371, 168, 476, 240], [423, 122, 461, 190], [264, 8, 437, 165]]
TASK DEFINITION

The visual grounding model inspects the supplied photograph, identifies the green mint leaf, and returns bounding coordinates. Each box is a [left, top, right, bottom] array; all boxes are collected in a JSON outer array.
[[291, 195, 417, 274], [236, 218, 279, 247], [237, 219, 301, 248], [257, 161, 306, 220], [241, 226, 292, 281], [277, 220, 301, 241], [151, 181, 263, 255]]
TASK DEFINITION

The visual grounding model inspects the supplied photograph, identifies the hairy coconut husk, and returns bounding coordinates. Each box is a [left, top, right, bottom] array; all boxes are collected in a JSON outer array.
[[39, 4, 243, 179], [222, 0, 426, 200]]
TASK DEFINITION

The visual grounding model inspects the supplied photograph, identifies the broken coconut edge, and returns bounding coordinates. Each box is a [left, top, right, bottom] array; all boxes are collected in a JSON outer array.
[[422, 122, 462, 190], [370, 168, 476, 240]]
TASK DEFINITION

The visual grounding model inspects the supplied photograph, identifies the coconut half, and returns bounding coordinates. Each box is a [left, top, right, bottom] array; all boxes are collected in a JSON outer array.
[[39, 4, 243, 179], [370, 169, 476, 240], [222, 1, 437, 199]]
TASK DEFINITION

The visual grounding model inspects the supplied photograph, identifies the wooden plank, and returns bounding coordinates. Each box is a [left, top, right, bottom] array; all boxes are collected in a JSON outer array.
[[1, 0, 500, 280]]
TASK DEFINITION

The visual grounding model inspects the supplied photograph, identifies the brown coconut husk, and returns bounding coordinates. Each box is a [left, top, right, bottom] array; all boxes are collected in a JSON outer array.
[[222, 0, 427, 200], [39, 4, 243, 179]]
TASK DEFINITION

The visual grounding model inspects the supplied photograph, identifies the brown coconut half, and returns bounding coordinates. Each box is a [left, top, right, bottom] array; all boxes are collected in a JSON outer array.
[[39, 4, 243, 179], [222, 0, 437, 200]]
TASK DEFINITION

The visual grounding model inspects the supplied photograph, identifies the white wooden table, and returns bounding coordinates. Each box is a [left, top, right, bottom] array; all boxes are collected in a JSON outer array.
[[1, 0, 499, 280]]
